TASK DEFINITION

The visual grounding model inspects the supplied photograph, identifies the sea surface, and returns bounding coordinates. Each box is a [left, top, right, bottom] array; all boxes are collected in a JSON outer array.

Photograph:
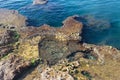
[[0, 0, 120, 49]]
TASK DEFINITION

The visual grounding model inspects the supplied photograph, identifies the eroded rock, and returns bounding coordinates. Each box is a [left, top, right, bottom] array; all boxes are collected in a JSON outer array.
[[39, 36, 70, 65], [0, 54, 31, 80], [40, 67, 74, 80], [0, 9, 27, 28], [0, 30, 20, 46]]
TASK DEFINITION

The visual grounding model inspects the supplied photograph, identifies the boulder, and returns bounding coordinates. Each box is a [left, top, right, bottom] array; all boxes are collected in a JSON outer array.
[[33, 0, 48, 5]]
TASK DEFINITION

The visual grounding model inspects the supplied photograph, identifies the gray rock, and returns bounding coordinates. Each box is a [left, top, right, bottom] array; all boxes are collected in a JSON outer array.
[[0, 9, 27, 27], [0, 55, 30, 80], [33, 0, 48, 5]]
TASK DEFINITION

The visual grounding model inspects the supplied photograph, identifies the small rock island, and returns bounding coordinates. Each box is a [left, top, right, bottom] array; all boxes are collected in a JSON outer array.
[[33, 0, 48, 5]]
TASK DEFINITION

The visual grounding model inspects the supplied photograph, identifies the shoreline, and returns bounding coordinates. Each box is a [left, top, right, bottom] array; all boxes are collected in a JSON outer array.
[[0, 8, 120, 80]]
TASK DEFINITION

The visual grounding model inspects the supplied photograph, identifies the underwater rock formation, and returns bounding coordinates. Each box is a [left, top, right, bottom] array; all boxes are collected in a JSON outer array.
[[33, 0, 48, 5], [74, 15, 111, 30]]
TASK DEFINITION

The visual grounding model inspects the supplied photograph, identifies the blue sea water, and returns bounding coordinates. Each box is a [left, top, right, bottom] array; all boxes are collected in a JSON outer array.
[[0, 0, 120, 49]]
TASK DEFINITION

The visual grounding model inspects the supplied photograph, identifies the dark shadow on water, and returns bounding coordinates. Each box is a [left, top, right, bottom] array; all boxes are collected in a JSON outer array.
[[26, 18, 41, 27]]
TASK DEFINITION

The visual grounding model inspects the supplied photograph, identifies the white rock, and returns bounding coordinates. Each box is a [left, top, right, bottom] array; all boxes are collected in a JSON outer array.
[[33, 0, 48, 5]]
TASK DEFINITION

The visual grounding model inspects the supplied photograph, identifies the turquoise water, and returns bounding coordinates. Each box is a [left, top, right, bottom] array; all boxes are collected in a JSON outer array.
[[0, 0, 120, 49]]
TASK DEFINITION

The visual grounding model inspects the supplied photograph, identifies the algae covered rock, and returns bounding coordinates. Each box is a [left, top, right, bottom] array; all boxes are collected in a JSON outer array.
[[58, 15, 83, 41], [39, 36, 70, 65]]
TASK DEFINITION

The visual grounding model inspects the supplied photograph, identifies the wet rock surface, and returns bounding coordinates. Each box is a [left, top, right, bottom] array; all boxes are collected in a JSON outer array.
[[39, 37, 70, 65], [0, 9, 120, 80], [33, 0, 48, 5]]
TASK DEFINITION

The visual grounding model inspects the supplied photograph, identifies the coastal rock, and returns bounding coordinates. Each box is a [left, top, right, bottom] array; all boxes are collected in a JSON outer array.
[[0, 54, 31, 80], [0, 9, 27, 28], [17, 39, 39, 60], [0, 12, 120, 80], [33, 0, 48, 5], [0, 30, 19, 46], [39, 37, 70, 65], [59, 15, 83, 41], [0, 45, 14, 59], [40, 67, 74, 80]]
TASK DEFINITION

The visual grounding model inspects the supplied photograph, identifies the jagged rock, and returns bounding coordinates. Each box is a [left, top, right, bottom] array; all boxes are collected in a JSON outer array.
[[58, 15, 83, 41], [0, 30, 19, 46], [0, 45, 14, 59], [39, 37, 70, 65], [40, 67, 74, 80], [0, 9, 27, 28], [0, 54, 31, 80], [33, 0, 48, 5]]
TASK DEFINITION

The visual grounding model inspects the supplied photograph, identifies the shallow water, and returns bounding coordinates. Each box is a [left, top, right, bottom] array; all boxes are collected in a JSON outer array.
[[0, 0, 120, 49]]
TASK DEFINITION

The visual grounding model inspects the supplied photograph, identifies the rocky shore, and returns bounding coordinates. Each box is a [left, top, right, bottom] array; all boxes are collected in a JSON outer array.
[[0, 9, 120, 80]]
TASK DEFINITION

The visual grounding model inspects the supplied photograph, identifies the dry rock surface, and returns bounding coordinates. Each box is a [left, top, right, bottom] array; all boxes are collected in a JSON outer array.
[[0, 9, 27, 28]]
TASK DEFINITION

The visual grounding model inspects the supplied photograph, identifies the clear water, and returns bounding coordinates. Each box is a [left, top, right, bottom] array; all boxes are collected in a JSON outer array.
[[0, 0, 120, 49]]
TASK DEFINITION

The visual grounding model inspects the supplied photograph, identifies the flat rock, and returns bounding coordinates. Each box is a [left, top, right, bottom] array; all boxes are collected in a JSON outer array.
[[0, 9, 27, 28]]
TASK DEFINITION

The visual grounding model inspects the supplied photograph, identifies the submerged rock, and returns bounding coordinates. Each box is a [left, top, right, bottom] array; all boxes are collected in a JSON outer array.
[[33, 0, 48, 5], [0, 9, 27, 28], [74, 15, 110, 30]]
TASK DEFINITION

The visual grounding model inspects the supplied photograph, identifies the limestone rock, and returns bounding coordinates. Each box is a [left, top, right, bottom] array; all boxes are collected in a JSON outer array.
[[40, 67, 74, 80], [0, 54, 31, 80], [0, 9, 27, 28]]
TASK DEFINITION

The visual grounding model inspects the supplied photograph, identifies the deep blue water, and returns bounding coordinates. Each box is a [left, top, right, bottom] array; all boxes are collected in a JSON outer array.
[[0, 0, 120, 49]]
